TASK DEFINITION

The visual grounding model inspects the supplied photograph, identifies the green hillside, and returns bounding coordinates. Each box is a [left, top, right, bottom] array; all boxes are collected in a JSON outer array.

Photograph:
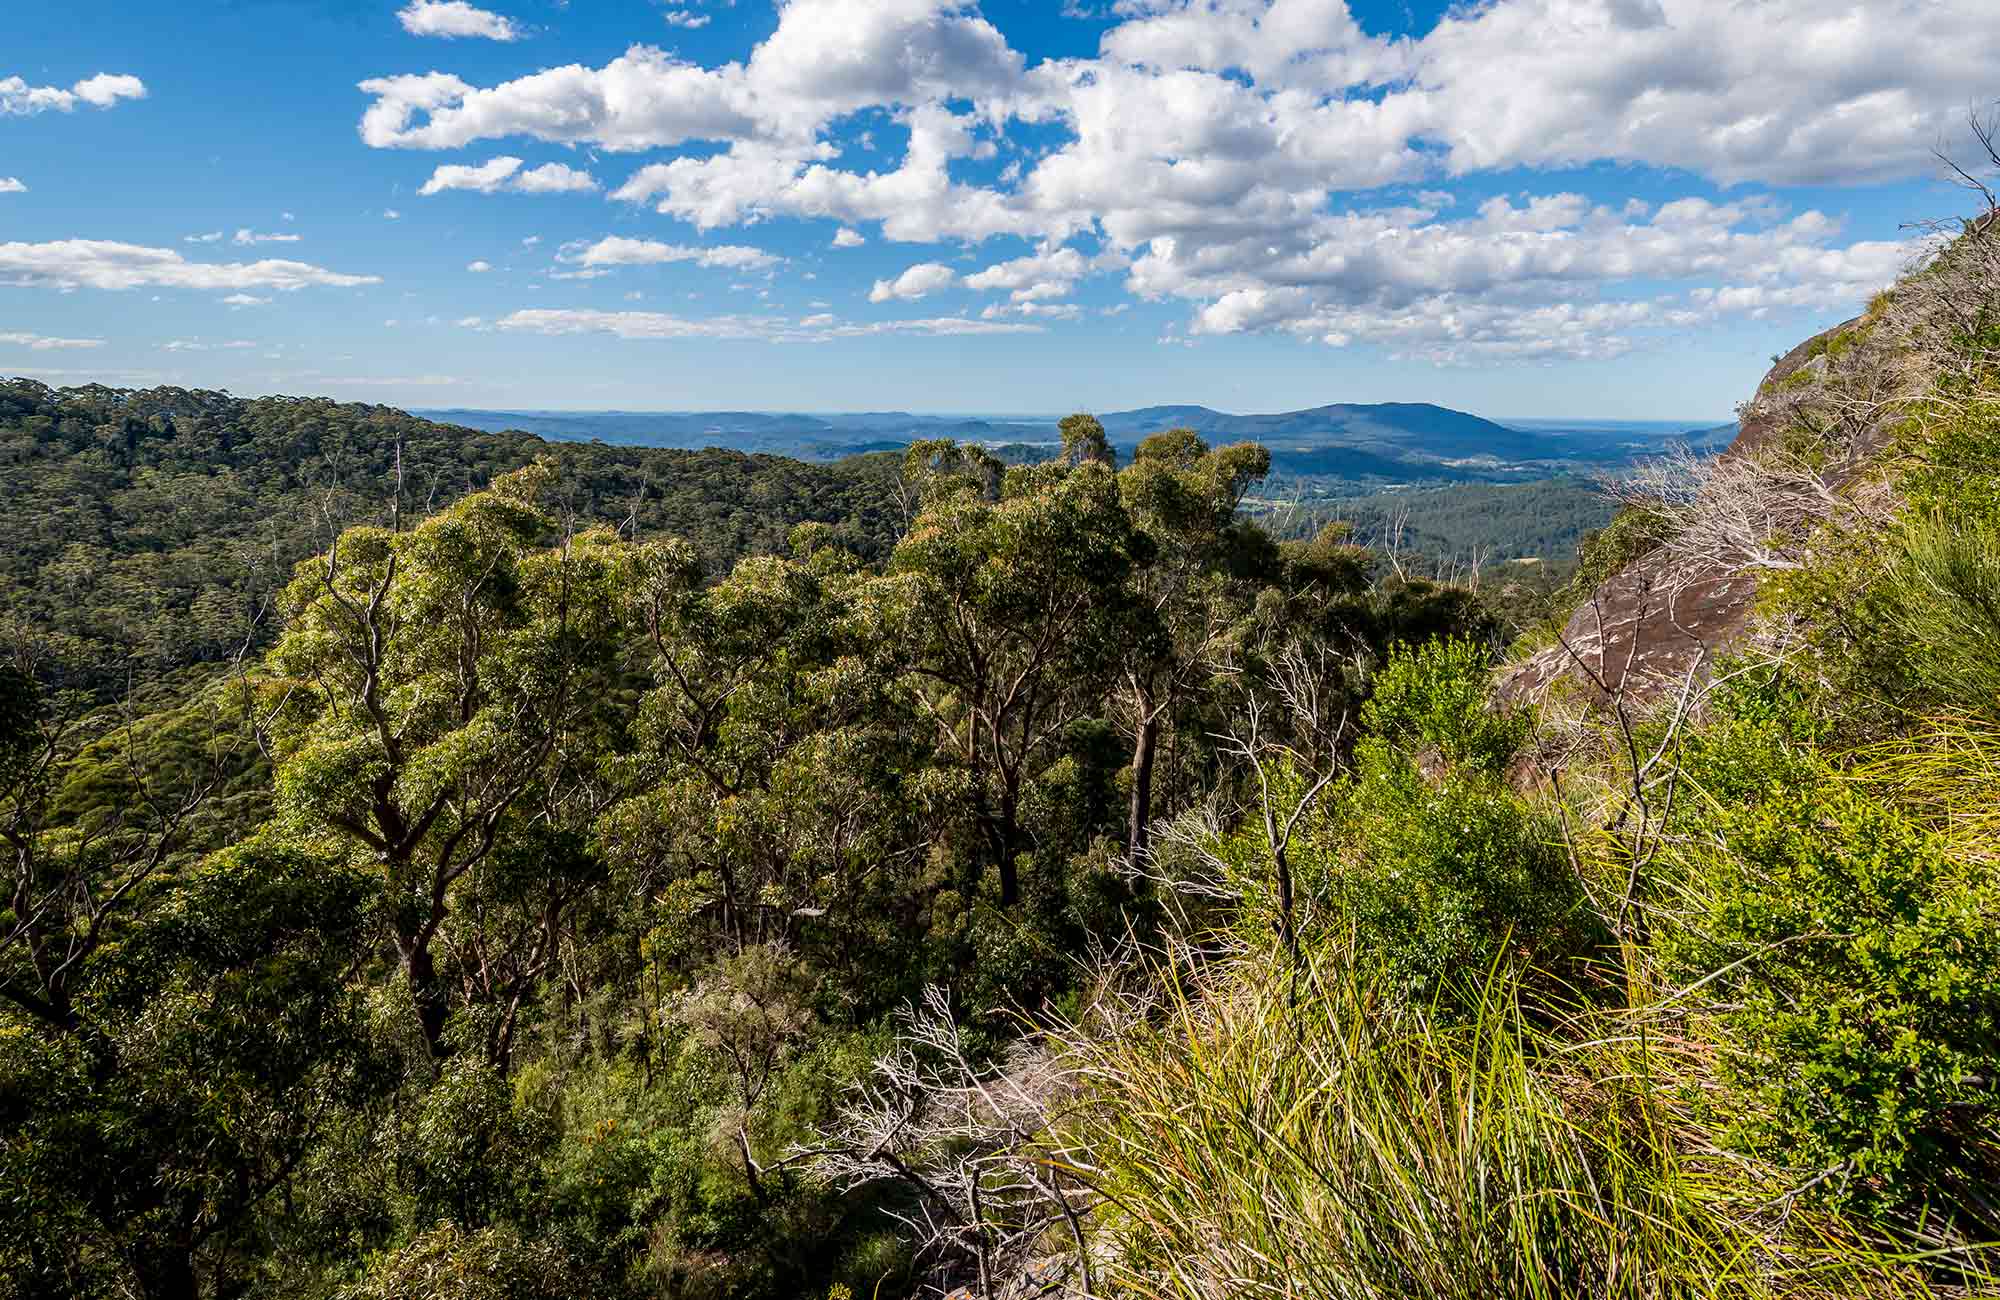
[[4, 215, 2000, 1300], [0, 380, 902, 696]]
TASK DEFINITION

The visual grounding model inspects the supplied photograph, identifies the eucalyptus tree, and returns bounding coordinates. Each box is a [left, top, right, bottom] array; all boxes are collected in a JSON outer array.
[[0, 829, 384, 1300], [886, 441, 1151, 907], [1113, 428, 1275, 858], [0, 654, 233, 1039], [260, 463, 644, 1061], [597, 526, 932, 979], [1057, 411, 1116, 468]]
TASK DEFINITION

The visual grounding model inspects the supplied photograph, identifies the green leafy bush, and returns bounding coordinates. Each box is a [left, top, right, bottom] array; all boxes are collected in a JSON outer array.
[[1665, 662, 1829, 809], [394, 1058, 557, 1230], [0, 842, 387, 1299], [1330, 753, 1588, 1009], [1360, 636, 1528, 776], [345, 1222, 588, 1300], [1665, 774, 2000, 1225], [1306, 638, 1591, 1008]]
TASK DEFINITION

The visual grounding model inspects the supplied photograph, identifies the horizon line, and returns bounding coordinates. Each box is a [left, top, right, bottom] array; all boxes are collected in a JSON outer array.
[[407, 403, 1737, 426]]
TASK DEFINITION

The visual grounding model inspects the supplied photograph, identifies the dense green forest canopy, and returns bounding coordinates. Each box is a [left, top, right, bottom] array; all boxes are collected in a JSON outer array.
[[5, 202, 2000, 1300], [0, 399, 1498, 1298], [0, 380, 904, 696], [1262, 476, 1618, 567], [0, 380, 1614, 705]]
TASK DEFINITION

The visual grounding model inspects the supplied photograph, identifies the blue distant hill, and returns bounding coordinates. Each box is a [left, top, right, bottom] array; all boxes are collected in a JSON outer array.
[[415, 402, 1734, 483]]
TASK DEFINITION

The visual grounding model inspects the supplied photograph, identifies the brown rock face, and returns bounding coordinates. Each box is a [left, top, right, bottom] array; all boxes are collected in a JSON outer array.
[[1497, 551, 1758, 704], [1498, 315, 1863, 708], [1731, 316, 1863, 458]]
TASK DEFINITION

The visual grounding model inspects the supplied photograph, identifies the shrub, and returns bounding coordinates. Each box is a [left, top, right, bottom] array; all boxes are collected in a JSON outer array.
[[1900, 400, 2000, 523], [1360, 636, 1527, 777], [1663, 774, 2000, 1228], [394, 1058, 557, 1230], [344, 1223, 587, 1300], [1664, 662, 1828, 808], [1299, 638, 1592, 1010], [1762, 514, 2000, 734], [1328, 747, 1589, 1010]]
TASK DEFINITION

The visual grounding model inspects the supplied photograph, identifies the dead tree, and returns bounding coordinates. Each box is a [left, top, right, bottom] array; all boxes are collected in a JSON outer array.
[[804, 986, 1095, 1298]]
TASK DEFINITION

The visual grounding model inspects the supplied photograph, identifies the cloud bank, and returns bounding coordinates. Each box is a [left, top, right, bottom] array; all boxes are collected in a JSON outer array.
[[341, 0, 1991, 360]]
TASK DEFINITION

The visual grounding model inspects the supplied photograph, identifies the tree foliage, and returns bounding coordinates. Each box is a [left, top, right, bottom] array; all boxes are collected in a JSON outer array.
[[14, 229, 2000, 1300]]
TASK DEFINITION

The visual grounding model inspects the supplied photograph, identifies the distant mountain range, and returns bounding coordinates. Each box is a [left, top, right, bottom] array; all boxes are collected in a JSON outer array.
[[416, 402, 1736, 485]]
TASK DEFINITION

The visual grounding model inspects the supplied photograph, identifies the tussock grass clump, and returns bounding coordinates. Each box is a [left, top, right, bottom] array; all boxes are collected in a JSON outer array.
[[1850, 715, 2000, 869], [1877, 518, 2000, 720], [1052, 946, 1976, 1300]]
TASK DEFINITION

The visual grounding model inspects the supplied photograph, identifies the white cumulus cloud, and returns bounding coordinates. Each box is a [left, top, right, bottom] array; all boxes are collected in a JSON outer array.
[[397, 1, 522, 41], [0, 178, 25, 194], [564, 235, 782, 271], [982, 300, 1082, 320], [344, 0, 1997, 362], [419, 156, 524, 194], [514, 162, 599, 193], [867, 261, 958, 303], [494, 308, 787, 341], [418, 156, 599, 195], [358, 0, 1021, 151], [1, 73, 145, 116], [71, 74, 147, 107], [1150, 195, 1920, 361], [346, 0, 2000, 189], [963, 244, 1120, 301]]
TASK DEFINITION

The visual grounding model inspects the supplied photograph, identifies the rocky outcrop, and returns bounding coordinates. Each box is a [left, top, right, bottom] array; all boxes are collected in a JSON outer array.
[[1496, 548, 1759, 704], [1497, 313, 1881, 708]]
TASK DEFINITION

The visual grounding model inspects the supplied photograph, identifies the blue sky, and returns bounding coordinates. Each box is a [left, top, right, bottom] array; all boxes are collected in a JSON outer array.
[[2, 0, 1991, 419]]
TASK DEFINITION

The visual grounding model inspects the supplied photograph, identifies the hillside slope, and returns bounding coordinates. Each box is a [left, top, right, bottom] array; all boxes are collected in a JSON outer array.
[[1498, 286, 1936, 704], [0, 381, 903, 694]]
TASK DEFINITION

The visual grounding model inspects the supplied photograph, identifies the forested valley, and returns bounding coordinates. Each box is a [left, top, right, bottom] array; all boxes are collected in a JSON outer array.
[[6, 211, 2000, 1300]]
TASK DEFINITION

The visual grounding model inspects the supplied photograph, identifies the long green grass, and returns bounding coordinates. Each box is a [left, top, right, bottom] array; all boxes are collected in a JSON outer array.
[[1847, 714, 2000, 868], [1049, 945, 1989, 1300]]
